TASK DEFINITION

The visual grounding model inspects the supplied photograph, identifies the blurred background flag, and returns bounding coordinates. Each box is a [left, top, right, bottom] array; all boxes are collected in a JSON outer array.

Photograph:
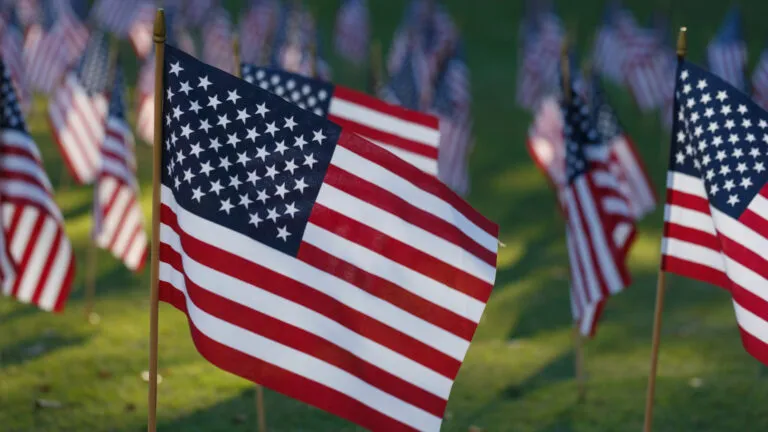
[[127, 1, 156, 61], [753, 41, 768, 110], [334, 0, 369, 65], [0, 8, 30, 114], [237, 0, 280, 65], [592, 1, 628, 86], [201, 6, 234, 73], [90, 0, 140, 36], [707, 7, 748, 92], [515, 7, 564, 110], [0, 58, 75, 312]]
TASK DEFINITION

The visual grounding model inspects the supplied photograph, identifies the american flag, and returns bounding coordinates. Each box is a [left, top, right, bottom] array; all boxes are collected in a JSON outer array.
[[1, 10, 30, 113], [380, 39, 432, 112], [270, 3, 332, 80], [90, 0, 140, 36], [127, 1, 156, 60], [621, 26, 672, 112], [238, 0, 280, 64], [0, 58, 76, 311], [23, 0, 88, 93], [93, 66, 147, 272], [592, 2, 631, 85], [159, 45, 498, 432], [13, 0, 41, 29], [183, 0, 216, 27], [753, 46, 768, 111], [241, 64, 441, 177], [202, 7, 234, 73], [47, 31, 111, 185], [515, 12, 564, 110], [561, 90, 633, 337], [661, 60, 768, 365], [707, 8, 748, 92], [334, 0, 369, 65], [591, 75, 657, 219]]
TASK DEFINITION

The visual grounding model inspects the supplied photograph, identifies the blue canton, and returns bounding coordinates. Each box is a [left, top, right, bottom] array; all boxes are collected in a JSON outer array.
[[240, 64, 334, 117], [0, 60, 26, 133], [162, 45, 341, 256], [671, 60, 768, 218], [76, 31, 111, 95], [563, 92, 600, 184], [108, 65, 126, 120], [590, 74, 623, 143]]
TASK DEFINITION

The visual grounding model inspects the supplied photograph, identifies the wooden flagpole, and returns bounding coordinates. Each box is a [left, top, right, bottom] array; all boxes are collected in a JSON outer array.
[[231, 39, 268, 432], [560, 37, 587, 403], [147, 9, 166, 432], [643, 26, 686, 432]]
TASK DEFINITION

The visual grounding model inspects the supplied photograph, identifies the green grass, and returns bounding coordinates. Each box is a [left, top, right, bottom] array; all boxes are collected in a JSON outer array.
[[3, 0, 768, 430]]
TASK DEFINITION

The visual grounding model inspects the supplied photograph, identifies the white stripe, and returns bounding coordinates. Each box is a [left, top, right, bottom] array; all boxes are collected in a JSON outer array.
[[661, 237, 726, 272], [1, 180, 61, 220], [1, 130, 41, 160], [159, 264, 443, 432], [161, 185, 470, 360], [711, 206, 768, 263], [611, 137, 655, 211], [37, 230, 71, 311], [733, 300, 768, 345], [563, 189, 602, 303], [111, 201, 142, 257], [331, 145, 497, 253], [664, 204, 718, 236], [124, 231, 147, 270], [603, 197, 631, 217], [10, 206, 37, 259], [579, 303, 597, 336], [613, 222, 633, 251], [330, 97, 440, 147], [316, 184, 495, 284], [15, 217, 56, 303], [368, 139, 438, 175], [96, 188, 132, 247], [98, 177, 119, 206], [48, 102, 92, 181]]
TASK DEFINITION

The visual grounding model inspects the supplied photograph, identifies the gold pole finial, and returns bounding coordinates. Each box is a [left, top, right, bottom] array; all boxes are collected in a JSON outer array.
[[153, 9, 166, 43], [676, 27, 687, 58]]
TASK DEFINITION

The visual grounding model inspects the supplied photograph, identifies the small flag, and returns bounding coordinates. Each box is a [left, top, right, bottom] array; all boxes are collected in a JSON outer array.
[[1, 10, 30, 113], [707, 8, 748, 92], [127, 1, 156, 60], [334, 0, 369, 65], [515, 12, 564, 110], [160, 45, 498, 432], [202, 7, 234, 73], [238, 0, 280, 64]]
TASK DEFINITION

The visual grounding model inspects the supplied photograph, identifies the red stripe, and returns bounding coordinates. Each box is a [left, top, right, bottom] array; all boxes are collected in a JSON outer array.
[[46, 108, 86, 184], [106, 194, 137, 251], [309, 204, 493, 303], [120, 224, 145, 270], [667, 189, 710, 213], [337, 130, 498, 237], [160, 243, 448, 418], [323, 164, 496, 266], [567, 184, 606, 304], [5, 204, 23, 242], [663, 222, 722, 252], [616, 135, 658, 202], [660, 256, 731, 291], [329, 115, 438, 160], [9, 210, 44, 297], [29, 227, 63, 306], [0, 171, 49, 195], [334, 85, 439, 129], [160, 205, 462, 379], [51, 247, 75, 313], [0, 145, 42, 163]]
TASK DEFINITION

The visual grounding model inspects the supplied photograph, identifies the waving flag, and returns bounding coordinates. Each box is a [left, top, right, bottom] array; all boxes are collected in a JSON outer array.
[[160, 45, 498, 432], [93, 66, 147, 272], [48, 31, 111, 184], [707, 8, 747, 92], [334, 0, 369, 65], [202, 7, 234, 73], [241, 64, 441, 177], [0, 58, 75, 311], [662, 60, 768, 365]]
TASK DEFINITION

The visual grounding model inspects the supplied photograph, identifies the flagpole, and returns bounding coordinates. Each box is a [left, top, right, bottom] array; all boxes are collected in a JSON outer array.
[[643, 26, 686, 432], [230, 40, 268, 432], [148, 9, 166, 432], [560, 37, 587, 403]]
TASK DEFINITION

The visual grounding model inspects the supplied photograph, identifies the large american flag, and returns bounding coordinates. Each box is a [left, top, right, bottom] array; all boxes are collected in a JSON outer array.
[[238, 0, 280, 64], [241, 64, 442, 177], [661, 60, 768, 365], [0, 58, 76, 311], [707, 8, 747, 92], [93, 66, 147, 272], [201, 7, 234, 73], [23, 0, 88, 93], [159, 45, 498, 431], [48, 30, 111, 185], [334, 0, 369, 65]]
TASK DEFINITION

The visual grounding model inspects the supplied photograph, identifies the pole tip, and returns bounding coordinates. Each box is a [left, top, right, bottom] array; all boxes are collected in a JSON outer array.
[[153, 9, 166, 43], [676, 26, 687, 57]]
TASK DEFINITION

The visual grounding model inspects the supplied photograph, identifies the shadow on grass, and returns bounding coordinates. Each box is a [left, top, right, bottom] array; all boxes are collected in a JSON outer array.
[[0, 332, 90, 368]]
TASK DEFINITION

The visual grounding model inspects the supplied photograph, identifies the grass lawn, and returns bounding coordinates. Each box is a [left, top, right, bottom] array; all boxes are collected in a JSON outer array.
[[3, 0, 768, 430]]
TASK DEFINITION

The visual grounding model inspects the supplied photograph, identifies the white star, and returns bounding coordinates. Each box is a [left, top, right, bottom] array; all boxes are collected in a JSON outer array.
[[183, 168, 194, 183], [683, 84, 692, 94], [276, 226, 290, 241], [738, 105, 748, 115], [284, 159, 298, 174], [267, 208, 280, 223], [710, 183, 720, 195], [179, 81, 192, 95], [756, 162, 766, 173], [746, 133, 756, 143], [217, 114, 231, 129], [180, 124, 193, 139], [237, 108, 250, 123], [708, 122, 719, 133], [318, 89, 328, 100], [247, 170, 260, 185], [265, 165, 278, 180], [190, 143, 203, 158], [208, 94, 221, 110], [696, 79, 708, 90], [172, 105, 183, 120], [239, 193, 253, 209], [725, 120, 735, 130], [227, 132, 240, 147], [706, 168, 715, 180], [294, 177, 308, 194], [743, 119, 753, 128], [166, 113, 171, 126], [677, 131, 686, 143], [704, 108, 715, 118], [220, 198, 234, 214], [174, 176, 181, 189], [760, 119, 768, 129], [713, 136, 724, 147], [741, 177, 753, 190], [170, 62, 183, 76], [284, 202, 299, 218], [246, 127, 260, 142], [256, 189, 269, 204], [265, 122, 279, 136], [189, 100, 201, 114], [226, 90, 241, 104], [255, 146, 269, 161], [727, 194, 740, 206], [715, 150, 727, 162], [294, 135, 307, 150], [702, 154, 712, 166], [719, 165, 731, 176], [275, 183, 288, 199], [681, 70, 689, 80], [255, 103, 269, 118], [284, 116, 297, 131], [312, 129, 326, 144], [716, 90, 728, 102], [723, 179, 735, 191], [209, 180, 224, 195], [170, 132, 178, 145], [701, 93, 711, 104], [233, 152, 250, 168], [191, 187, 204, 202], [200, 161, 214, 176], [750, 147, 761, 158], [733, 148, 744, 158], [198, 75, 212, 90], [736, 162, 748, 174], [229, 174, 242, 189], [304, 153, 317, 169], [199, 119, 211, 133], [176, 150, 186, 165], [728, 133, 739, 144], [219, 155, 232, 170], [691, 112, 700, 123], [274, 140, 288, 155], [721, 105, 732, 116], [210, 137, 223, 152], [249, 212, 263, 228], [166, 87, 175, 100]]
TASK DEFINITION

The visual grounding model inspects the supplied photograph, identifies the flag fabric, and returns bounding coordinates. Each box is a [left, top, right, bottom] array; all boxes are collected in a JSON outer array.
[[238, 0, 280, 64], [90, 0, 140, 36], [381, 40, 432, 112], [160, 45, 498, 432], [662, 60, 768, 365], [592, 3, 628, 85], [0, 58, 76, 311], [515, 12, 564, 110], [753, 46, 768, 111], [621, 28, 672, 112], [270, 2, 332, 80], [561, 90, 633, 337], [591, 75, 657, 219], [707, 8, 748, 92], [241, 64, 441, 177], [127, 1, 156, 60], [92, 66, 147, 272], [334, 0, 369, 65], [202, 7, 234, 73], [47, 31, 111, 185], [14, 0, 41, 29], [183, 0, 217, 27], [1, 11, 30, 113]]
